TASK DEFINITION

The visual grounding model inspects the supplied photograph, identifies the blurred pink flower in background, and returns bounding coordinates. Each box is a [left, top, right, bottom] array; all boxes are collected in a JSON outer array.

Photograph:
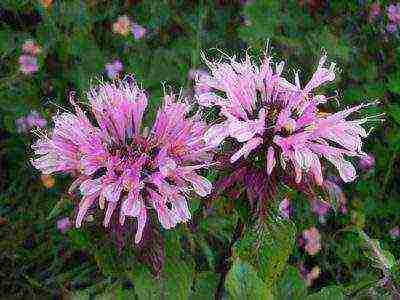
[[323, 178, 347, 213], [386, 23, 398, 33], [386, 3, 400, 33], [31, 77, 216, 243], [113, 15, 131, 36], [19, 55, 39, 74], [387, 4, 400, 24], [300, 263, 321, 286], [105, 59, 123, 79], [22, 39, 42, 56], [302, 226, 321, 255], [57, 217, 71, 234], [15, 117, 28, 133], [311, 198, 331, 218], [306, 266, 321, 286], [16, 110, 47, 133], [132, 23, 146, 39], [26, 111, 47, 128], [389, 226, 400, 238], [369, 2, 381, 21], [279, 197, 291, 219], [358, 153, 375, 170]]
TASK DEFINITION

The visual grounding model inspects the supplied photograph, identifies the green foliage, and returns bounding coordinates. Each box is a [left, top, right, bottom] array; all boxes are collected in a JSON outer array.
[[306, 286, 345, 300], [130, 258, 194, 300], [273, 266, 308, 299], [190, 271, 220, 299], [225, 258, 272, 299], [233, 217, 296, 288]]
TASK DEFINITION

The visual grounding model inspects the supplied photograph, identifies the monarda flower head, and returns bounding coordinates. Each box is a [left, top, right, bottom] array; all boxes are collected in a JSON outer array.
[[31, 76, 215, 243], [196, 50, 381, 186]]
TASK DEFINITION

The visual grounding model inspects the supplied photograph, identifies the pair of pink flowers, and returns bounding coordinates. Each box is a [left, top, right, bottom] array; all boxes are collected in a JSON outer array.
[[369, 2, 400, 33], [112, 15, 146, 39], [32, 50, 375, 243]]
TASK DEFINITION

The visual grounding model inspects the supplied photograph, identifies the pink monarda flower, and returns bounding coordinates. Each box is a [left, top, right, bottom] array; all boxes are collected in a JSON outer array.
[[132, 23, 146, 39], [302, 226, 321, 255], [113, 15, 131, 36], [105, 59, 123, 79], [31, 77, 215, 244], [22, 39, 41, 56], [188, 68, 209, 81], [189, 68, 212, 96], [19, 54, 39, 74], [196, 51, 380, 185]]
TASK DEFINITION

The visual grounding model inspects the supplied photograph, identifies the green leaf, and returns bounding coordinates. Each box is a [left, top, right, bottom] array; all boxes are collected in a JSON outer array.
[[306, 286, 345, 300], [233, 217, 296, 288], [190, 271, 219, 300], [131, 255, 194, 300], [238, 0, 280, 47], [70, 290, 90, 300], [67, 228, 91, 249], [225, 258, 272, 299], [0, 29, 16, 57], [96, 286, 136, 300], [359, 230, 397, 272], [46, 197, 69, 220], [388, 104, 400, 126], [387, 71, 400, 95], [273, 266, 307, 299]]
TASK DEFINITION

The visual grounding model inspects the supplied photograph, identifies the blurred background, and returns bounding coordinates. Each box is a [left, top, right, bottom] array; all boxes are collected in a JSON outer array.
[[0, 0, 399, 298]]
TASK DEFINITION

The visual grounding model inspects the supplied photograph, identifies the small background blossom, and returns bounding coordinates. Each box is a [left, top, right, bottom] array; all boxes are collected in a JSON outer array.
[[302, 227, 321, 255], [311, 198, 331, 219], [19, 54, 39, 74], [22, 39, 41, 56], [15, 110, 47, 133], [279, 197, 291, 219], [113, 15, 131, 36], [359, 153, 375, 170], [369, 2, 381, 21], [389, 226, 400, 238], [105, 59, 123, 79], [132, 24, 146, 39], [57, 217, 71, 234]]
